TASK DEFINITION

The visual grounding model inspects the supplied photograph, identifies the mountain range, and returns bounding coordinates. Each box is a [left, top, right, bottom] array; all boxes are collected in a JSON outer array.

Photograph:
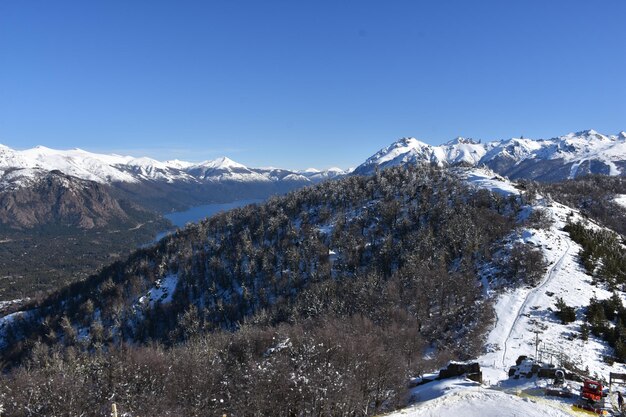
[[2, 130, 626, 416], [354, 129, 626, 180], [0, 129, 624, 230], [3, 129, 624, 193], [0, 145, 346, 189]]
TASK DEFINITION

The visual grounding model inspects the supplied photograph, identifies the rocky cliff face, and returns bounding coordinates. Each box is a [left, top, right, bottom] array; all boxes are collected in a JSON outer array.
[[0, 169, 130, 229]]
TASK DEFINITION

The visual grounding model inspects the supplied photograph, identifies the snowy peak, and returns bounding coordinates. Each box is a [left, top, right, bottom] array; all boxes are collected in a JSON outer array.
[[12, 146, 138, 183], [355, 129, 626, 180], [353, 137, 433, 175], [196, 156, 248, 170], [298, 167, 348, 182], [355, 135, 487, 174], [163, 159, 195, 170], [444, 137, 481, 146], [0, 145, 339, 188], [571, 128, 604, 139]]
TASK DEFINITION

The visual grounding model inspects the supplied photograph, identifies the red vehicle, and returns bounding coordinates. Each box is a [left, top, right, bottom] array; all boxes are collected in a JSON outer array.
[[581, 379, 603, 403], [573, 379, 607, 415]]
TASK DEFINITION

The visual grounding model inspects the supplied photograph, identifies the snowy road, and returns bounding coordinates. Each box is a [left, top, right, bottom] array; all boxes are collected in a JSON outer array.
[[480, 201, 626, 383], [500, 232, 572, 367]]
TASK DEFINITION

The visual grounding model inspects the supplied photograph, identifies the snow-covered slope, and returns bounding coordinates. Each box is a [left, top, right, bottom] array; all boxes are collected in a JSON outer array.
[[388, 168, 626, 416], [452, 168, 626, 381], [388, 377, 573, 417], [185, 157, 271, 182], [477, 194, 626, 383], [7, 146, 138, 183], [298, 167, 348, 182], [354, 130, 626, 180]]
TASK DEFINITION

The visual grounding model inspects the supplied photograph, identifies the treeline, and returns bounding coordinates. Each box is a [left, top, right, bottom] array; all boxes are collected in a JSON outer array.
[[584, 295, 626, 363], [562, 219, 626, 363], [528, 175, 626, 237], [1, 166, 535, 415], [564, 222, 626, 290]]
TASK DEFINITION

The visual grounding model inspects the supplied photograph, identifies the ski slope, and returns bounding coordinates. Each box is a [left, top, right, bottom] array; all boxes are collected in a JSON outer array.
[[390, 171, 626, 416], [478, 198, 626, 383]]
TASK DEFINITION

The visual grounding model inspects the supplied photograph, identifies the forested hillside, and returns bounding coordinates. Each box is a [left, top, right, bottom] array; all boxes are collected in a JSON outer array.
[[533, 175, 626, 237], [0, 166, 539, 416], [0, 171, 171, 300]]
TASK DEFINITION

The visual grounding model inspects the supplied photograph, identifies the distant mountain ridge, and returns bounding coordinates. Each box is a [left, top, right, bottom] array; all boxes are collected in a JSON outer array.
[[0, 146, 351, 217], [2, 129, 625, 224], [0, 145, 347, 188], [354, 129, 626, 181]]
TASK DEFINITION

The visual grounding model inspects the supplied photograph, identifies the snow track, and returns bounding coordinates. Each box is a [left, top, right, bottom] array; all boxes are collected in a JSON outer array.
[[480, 200, 626, 384], [500, 233, 571, 367]]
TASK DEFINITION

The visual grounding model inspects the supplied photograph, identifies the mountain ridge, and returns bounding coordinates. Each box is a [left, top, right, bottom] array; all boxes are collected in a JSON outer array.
[[0, 145, 348, 187], [354, 129, 626, 180], [3, 129, 624, 189]]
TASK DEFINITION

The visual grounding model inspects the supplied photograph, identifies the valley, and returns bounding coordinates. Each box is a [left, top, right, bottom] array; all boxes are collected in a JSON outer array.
[[0, 133, 626, 416], [3, 2, 623, 414]]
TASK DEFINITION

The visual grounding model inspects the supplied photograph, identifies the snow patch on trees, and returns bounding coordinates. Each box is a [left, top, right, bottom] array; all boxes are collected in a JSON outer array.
[[615, 194, 626, 209], [138, 274, 178, 307]]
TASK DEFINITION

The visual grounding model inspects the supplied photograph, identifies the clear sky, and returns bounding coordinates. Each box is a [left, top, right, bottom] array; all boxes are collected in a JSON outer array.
[[1, 1, 624, 170]]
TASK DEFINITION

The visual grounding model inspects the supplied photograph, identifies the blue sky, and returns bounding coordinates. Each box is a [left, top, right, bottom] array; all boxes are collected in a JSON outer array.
[[1, 1, 624, 170]]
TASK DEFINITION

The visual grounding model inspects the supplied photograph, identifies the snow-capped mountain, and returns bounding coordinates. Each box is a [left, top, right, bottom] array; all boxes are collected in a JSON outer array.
[[0, 144, 350, 221], [354, 130, 626, 181], [298, 167, 349, 182], [0, 145, 347, 190]]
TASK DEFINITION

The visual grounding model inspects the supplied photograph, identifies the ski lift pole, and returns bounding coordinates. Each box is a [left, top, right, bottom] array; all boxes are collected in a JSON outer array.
[[534, 331, 541, 360]]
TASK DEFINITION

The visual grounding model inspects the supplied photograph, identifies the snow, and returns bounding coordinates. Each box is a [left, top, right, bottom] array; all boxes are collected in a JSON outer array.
[[389, 172, 626, 417], [138, 274, 178, 307], [2, 128, 624, 189], [299, 167, 347, 182], [375, 138, 431, 165], [459, 167, 521, 196], [354, 129, 626, 177], [0, 144, 329, 187], [0, 310, 29, 348], [194, 156, 248, 170], [0, 299, 26, 311], [614, 195, 626, 209], [163, 159, 195, 170], [477, 198, 626, 383], [389, 377, 573, 417], [282, 173, 310, 182], [17, 147, 138, 183]]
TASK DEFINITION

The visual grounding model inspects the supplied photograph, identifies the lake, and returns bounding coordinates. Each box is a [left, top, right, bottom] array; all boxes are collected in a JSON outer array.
[[153, 198, 264, 242], [164, 198, 264, 227]]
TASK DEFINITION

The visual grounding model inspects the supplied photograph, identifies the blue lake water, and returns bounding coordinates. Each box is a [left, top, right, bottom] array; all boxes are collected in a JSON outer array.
[[152, 198, 264, 242], [164, 199, 263, 227]]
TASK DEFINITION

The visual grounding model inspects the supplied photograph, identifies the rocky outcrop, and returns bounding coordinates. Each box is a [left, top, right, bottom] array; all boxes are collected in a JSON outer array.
[[0, 170, 130, 229]]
